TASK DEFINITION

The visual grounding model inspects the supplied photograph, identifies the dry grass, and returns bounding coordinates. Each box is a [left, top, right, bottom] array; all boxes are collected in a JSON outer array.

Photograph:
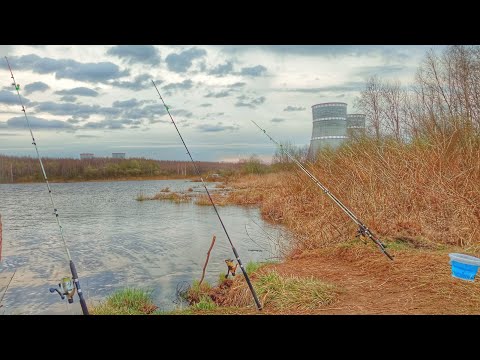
[[220, 136, 480, 254], [150, 192, 192, 203]]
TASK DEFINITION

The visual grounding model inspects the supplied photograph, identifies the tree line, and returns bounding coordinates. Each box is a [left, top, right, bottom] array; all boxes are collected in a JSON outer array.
[[0, 156, 242, 183]]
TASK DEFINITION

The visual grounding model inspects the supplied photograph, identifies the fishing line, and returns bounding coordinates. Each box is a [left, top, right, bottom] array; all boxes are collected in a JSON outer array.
[[251, 120, 394, 261], [152, 80, 263, 310], [4, 57, 89, 314]]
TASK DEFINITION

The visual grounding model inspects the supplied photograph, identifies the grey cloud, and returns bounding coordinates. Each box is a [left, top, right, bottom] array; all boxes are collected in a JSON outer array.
[[205, 90, 231, 98], [163, 80, 193, 92], [113, 98, 143, 108], [228, 82, 246, 88], [55, 87, 99, 97], [33, 102, 102, 119], [67, 118, 82, 124], [282, 82, 365, 94], [110, 74, 156, 91], [24, 82, 50, 95], [235, 95, 266, 108], [0, 90, 30, 105], [0, 132, 20, 136], [199, 103, 212, 107], [208, 61, 234, 76], [107, 45, 161, 65], [222, 45, 409, 59], [240, 65, 267, 77], [271, 118, 285, 123], [7, 116, 73, 130], [170, 109, 193, 118], [75, 134, 99, 138], [202, 112, 224, 120], [82, 119, 127, 130], [283, 106, 306, 112], [59, 95, 77, 102], [353, 65, 407, 78], [123, 104, 166, 120], [197, 122, 239, 132], [11, 54, 129, 83], [165, 48, 207, 73]]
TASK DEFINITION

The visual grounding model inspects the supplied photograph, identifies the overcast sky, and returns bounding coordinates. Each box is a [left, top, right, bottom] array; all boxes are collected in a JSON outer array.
[[0, 45, 444, 162]]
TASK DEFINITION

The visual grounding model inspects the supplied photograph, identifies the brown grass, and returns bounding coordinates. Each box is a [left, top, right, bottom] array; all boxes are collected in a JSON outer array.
[[219, 137, 480, 254]]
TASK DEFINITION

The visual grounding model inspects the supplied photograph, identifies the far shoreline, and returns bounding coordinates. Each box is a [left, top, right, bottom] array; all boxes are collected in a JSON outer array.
[[0, 175, 220, 185]]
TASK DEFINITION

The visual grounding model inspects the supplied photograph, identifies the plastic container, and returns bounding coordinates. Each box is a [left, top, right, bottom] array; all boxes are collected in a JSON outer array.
[[449, 253, 480, 281]]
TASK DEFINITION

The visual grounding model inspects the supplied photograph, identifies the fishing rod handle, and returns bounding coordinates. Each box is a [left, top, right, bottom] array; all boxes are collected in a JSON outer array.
[[69, 261, 89, 315]]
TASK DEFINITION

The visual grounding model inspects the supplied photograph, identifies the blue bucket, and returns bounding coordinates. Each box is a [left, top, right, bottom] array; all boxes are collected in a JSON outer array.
[[449, 253, 480, 281]]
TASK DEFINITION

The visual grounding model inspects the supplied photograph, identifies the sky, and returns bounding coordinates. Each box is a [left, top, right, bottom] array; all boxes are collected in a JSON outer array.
[[0, 45, 445, 162]]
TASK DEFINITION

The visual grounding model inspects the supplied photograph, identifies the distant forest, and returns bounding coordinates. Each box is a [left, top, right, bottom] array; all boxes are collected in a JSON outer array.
[[0, 155, 242, 183]]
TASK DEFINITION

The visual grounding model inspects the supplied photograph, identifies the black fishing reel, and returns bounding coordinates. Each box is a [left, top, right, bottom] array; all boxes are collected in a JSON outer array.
[[356, 226, 388, 249], [49, 277, 76, 304]]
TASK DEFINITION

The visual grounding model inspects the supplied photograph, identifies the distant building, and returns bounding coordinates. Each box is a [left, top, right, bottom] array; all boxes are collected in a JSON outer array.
[[112, 152, 126, 159], [309, 103, 367, 159], [80, 153, 94, 159]]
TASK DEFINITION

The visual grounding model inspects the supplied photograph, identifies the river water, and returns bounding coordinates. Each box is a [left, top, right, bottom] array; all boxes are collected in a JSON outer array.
[[0, 179, 286, 315]]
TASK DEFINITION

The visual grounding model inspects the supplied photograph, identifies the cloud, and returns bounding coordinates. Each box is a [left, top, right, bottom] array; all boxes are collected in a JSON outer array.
[[59, 95, 77, 102], [7, 116, 74, 130], [240, 65, 267, 77], [110, 74, 156, 91], [170, 109, 193, 118], [0, 90, 30, 105], [55, 87, 99, 97], [33, 102, 102, 119], [107, 45, 161, 65], [235, 95, 266, 108], [75, 134, 99, 138], [283, 105, 306, 112], [281, 82, 365, 94], [353, 65, 407, 78], [81, 119, 130, 130], [222, 45, 410, 59], [163, 80, 193, 92], [227, 82, 246, 88], [24, 82, 50, 95], [197, 122, 239, 132], [199, 103, 212, 107], [0, 132, 20, 136], [165, 47, 207, 73], [271, 118, 285, 123], [112, 98, 143, 108], [208, 61, 234, 76], [11, 54, 129, 83], [205, 90, 231, 98]]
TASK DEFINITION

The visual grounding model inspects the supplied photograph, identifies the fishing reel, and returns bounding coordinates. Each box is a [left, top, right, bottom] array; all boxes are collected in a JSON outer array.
[[225, 259, 238, 278], [49, 277, 76, 304], [355, 226, 388, 248]]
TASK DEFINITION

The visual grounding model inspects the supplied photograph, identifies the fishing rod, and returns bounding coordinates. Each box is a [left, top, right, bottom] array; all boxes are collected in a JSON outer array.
[[4, 57, 89, 314], [152, 80, 263, 310], [251, 120, 394, 261]]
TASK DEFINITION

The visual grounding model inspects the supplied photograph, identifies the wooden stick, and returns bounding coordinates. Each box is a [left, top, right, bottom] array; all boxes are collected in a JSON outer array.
[[199, 235, 216, 286]]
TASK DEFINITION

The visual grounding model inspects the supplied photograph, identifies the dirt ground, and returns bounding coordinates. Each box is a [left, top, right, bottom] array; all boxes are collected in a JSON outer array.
[[202, 245, 480, 315]]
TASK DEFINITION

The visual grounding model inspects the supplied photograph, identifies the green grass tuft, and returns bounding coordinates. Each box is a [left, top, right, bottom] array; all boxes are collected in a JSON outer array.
[[91, 288, 158, 315]]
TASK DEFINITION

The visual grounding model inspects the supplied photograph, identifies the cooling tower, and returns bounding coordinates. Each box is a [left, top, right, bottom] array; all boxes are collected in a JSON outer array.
[[347, 114, 366, 139], [309, 102, 348, 157]]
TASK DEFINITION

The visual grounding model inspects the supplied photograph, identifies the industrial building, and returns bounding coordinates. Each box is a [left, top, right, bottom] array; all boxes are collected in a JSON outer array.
[[309, 103, 366, 158], [80, 153, 94, 159], [112, 153, 126, 159]]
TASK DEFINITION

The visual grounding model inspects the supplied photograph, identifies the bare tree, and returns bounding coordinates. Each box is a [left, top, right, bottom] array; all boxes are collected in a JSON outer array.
[[355, 75, 384, 140]]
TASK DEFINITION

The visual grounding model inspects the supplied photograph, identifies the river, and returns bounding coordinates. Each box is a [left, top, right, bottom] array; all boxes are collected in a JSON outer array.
[[0, 179, 286, 314]]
